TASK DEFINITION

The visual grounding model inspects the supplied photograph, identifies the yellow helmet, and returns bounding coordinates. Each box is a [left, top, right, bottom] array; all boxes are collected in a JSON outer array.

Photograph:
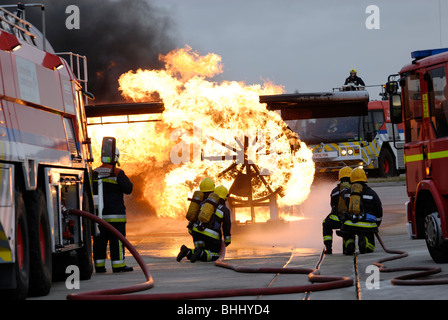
[[338, 166, 353, 180], [214, 185, 229, 200], [350, 68, 357, 74], [199, 177, 215, 192], [350, 167, 367, 183]]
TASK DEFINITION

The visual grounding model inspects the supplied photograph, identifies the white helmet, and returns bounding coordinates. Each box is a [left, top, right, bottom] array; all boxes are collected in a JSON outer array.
[[114, 148, 120, 163]]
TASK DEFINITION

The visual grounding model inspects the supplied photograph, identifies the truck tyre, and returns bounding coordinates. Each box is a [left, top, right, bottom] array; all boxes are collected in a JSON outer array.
[[26, 189, 52, 296], [424, 212, 448, 263], [0, 191, 30, 300], [378, 148, 396, 177]]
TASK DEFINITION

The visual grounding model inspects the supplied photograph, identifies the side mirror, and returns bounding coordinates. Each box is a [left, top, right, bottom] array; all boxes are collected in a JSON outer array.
[[386, 81, 399, 95], [82, 90, 95, 101], [390, 94, 403, 124]]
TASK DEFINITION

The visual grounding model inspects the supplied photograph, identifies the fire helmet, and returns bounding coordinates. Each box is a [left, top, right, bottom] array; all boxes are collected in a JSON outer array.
[[350, 167, 367, 183], [214, 185, 229, 200], [199, 177, 215, 192], [114, 148, 120, 162], [338, 166, 353, 180], [350, 68, 357, 74]]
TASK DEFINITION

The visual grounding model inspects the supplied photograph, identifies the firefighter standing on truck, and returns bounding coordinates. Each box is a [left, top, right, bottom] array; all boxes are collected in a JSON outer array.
[[177, 185, 231, 262], [341, 167, 382, 255], [93, 147, 134, 273], [344, 68, 365, 86], [322, 166, 352, 254]]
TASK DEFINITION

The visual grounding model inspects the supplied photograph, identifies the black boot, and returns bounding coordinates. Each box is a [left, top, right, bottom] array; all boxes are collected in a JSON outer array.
[[177, 245, 191, 262], [345, 242, 355, 255], [113, 265, 134, 273], [95, 266, 106, 273]]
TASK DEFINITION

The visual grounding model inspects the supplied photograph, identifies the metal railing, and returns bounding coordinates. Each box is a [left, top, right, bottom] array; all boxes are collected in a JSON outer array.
[[0, 3, 45, 50]]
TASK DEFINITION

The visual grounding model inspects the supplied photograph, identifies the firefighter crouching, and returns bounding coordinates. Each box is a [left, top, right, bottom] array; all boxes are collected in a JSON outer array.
[[340, 167, 383, 255], [177, 177, 215, 261], [322, 166, 352, 254], [186, 177, 215, 231], [93, 148, 134, 273], [177, 184, 231, 262]]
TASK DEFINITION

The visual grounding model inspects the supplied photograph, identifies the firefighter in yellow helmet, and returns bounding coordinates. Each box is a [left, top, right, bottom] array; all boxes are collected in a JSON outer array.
[[322, 166, 352, 254], [177, 177, 215, 262], [199, 177, 215, 193], [340, 167, 383, 255], [177, 183, 232, 262], [344, 68, 365, 86]]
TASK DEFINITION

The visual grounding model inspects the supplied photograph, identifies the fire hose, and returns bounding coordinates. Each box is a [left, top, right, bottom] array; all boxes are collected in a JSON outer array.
[[374, 233, 448, 286], [67, 209, 352, 300], [66, 209, 448, 300]]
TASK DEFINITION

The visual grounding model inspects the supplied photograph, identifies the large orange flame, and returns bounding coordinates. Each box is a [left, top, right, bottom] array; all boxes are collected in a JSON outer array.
[[88, 46, 315, 222]]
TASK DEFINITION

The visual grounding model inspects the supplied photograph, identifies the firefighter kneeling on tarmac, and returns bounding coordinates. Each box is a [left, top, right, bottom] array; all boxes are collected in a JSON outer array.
[[177, 182, 231, 262], [339, 167, 383, 255], [322, 166, 352, 254]]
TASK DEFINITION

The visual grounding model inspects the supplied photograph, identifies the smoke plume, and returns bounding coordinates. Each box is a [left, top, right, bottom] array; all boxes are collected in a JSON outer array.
[[24, 0, 178, 103]]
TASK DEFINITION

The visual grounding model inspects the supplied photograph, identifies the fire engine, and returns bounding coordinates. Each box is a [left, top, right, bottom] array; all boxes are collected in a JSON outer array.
[[291, 98, 404, 177], [260, 88, 405, 177], [387, 47, 448, 263], [0, 4, 95, 298]]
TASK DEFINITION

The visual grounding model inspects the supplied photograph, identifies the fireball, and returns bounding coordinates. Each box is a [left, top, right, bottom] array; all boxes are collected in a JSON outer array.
[[88, 45, 315, 222]]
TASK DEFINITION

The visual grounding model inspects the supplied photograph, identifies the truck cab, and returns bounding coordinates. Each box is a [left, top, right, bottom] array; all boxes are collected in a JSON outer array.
[[286, 99, 404, 176], [388, 48, 448, 263]]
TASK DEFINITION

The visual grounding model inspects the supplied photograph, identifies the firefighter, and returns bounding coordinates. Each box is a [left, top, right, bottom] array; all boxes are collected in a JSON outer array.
[[177, 185, 231, 262], [93, 147, 134, 273], [177, 177, 215, 262], [340, 167, 383, 255], [186, 177, 215, 231], [344, 68, 365, 86], [322, 166, 352, 254]]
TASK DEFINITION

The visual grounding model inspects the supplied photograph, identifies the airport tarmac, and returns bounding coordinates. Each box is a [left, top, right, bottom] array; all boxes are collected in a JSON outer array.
[[30, 181, 448, 303]]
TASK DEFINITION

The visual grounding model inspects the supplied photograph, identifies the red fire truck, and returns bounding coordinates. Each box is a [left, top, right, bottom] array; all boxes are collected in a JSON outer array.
[[387, 48, 448, 263], [0, 4, 95, 298]]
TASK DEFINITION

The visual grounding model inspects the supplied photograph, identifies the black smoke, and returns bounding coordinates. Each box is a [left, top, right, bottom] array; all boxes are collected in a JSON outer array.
[[23, 0, 178, 103]]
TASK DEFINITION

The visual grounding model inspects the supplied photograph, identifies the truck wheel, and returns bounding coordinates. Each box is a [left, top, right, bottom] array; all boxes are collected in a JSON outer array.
[[0, 192, 30, 300], [26, 189, 52, 296], [378, 148, 396, 177], [424, 212, 448, 263]]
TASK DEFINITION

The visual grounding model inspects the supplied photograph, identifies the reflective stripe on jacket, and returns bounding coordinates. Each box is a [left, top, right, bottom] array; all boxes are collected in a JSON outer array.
[[93, 163, 133, 222]]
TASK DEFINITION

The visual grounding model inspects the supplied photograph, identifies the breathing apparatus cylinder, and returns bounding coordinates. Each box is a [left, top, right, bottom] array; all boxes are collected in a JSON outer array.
[[196, 192, 220, 230], [186, 190, 205, 222], [349, 183, 363, 217]]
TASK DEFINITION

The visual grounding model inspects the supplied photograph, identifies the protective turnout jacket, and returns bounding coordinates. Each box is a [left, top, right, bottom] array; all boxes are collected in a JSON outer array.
[[342, 182, 382, 232], [93, 163, 133, 222], [344, 75, 365, 86], [192, 200, 232, 245]]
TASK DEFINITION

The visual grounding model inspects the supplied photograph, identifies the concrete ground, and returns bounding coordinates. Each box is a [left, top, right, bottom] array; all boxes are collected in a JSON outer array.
[[30, 181, 448, 304]]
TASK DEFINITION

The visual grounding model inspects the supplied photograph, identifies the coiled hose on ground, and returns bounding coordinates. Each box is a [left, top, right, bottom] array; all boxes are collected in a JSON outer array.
[[374, 233, 448, 286], [67, 209, 448, 300]]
